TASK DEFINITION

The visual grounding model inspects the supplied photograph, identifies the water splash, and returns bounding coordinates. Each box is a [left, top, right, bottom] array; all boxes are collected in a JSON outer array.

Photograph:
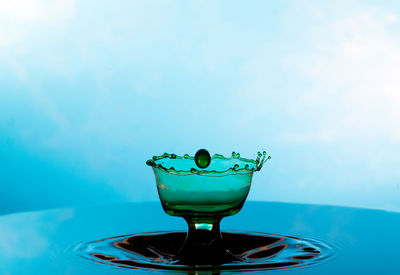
[[146, 151, 271, 176]]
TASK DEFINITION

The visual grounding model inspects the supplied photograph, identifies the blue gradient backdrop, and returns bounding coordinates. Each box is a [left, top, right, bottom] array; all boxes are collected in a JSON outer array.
[[1, 0, 400, 214]]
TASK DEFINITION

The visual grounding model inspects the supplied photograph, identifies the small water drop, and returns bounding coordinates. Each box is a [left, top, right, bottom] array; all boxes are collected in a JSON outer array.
[[195, 149, 211, 169], [190, 168, 197, 173]]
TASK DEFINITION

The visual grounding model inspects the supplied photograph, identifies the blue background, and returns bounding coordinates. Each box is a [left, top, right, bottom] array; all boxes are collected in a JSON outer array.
[[1, 0, 400, 214]]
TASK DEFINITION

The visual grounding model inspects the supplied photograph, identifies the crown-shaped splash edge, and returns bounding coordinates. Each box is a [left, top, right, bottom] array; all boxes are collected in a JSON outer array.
[[146, 151, 271, 175]]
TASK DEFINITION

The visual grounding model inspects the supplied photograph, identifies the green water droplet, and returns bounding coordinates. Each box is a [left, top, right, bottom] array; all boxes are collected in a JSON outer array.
[[195, 149, 211, 169], [190, 168, 197, 173]]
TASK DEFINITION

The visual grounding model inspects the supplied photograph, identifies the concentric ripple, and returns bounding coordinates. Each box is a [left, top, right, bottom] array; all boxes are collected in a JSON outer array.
[[74, 231, 336, 272]]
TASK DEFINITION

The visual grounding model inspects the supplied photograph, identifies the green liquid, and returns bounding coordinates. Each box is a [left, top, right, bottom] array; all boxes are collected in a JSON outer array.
[[154, 167, 252, 218], [146, 149, 270, 265], [195, 149, 211, 169]]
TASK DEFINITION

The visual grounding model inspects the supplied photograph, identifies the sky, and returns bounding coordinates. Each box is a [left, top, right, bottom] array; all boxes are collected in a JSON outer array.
[[0, 0, 400, 214]]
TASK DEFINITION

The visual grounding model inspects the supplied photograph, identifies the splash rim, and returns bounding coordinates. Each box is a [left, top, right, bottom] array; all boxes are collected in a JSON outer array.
[[146, 151, 271, 176]]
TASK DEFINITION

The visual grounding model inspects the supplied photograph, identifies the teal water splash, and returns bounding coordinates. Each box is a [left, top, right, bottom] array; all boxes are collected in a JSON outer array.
[[146, 150, 271, 265], [146, 150, 270, 175]]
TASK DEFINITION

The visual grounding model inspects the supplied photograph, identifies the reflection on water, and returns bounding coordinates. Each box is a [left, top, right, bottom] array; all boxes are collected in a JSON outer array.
[[0, 202, 399, 274], [74, 231, 334, 272]]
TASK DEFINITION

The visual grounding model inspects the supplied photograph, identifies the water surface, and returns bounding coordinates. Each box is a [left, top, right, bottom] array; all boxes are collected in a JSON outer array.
[[0, 202, 398, 274]]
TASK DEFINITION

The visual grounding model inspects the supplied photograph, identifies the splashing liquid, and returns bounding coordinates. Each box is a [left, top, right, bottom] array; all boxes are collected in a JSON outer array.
[[145, 150, 274, 266], [146, 151, 270, 175], [74, 150, 332, 271]]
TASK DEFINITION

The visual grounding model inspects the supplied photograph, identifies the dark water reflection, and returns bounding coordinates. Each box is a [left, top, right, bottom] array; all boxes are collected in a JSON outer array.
[[0, 202, 399, 274], [75, 231, 333, 271]]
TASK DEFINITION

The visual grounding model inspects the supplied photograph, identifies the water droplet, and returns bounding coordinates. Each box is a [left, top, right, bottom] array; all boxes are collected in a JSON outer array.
[[195, 149, 211, 169]]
